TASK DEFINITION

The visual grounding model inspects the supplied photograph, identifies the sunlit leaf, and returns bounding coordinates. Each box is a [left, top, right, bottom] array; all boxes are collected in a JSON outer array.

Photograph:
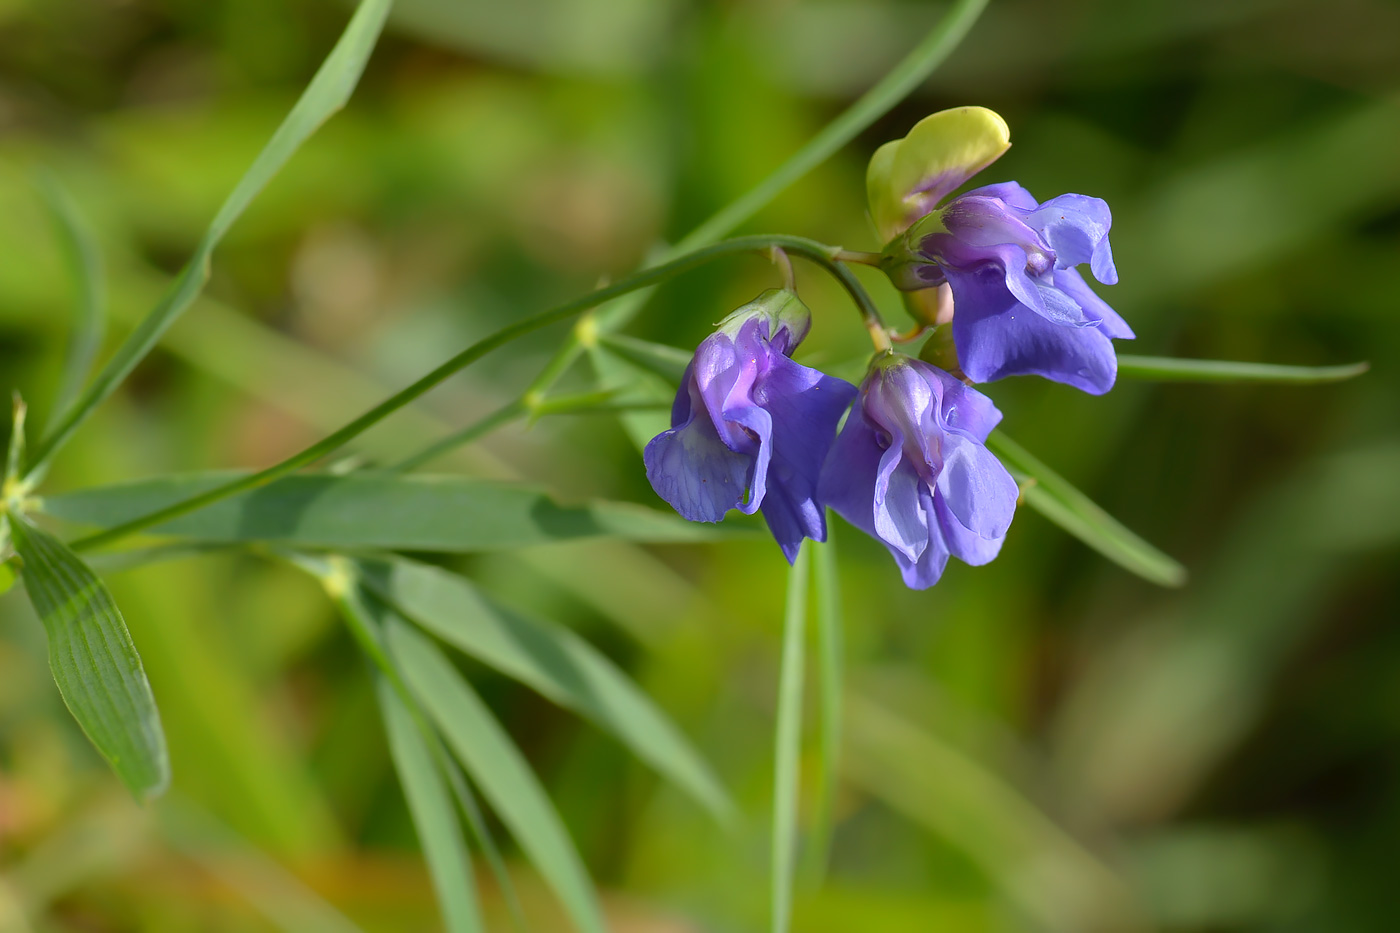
[[359, 556, 733, 823], [43, 471, 744, 551], [386, 617, 607, 933], [597, 333, 691, 384], [377, 678, 483, 933], [987, 431, 1188, 588], [8, 517, 169, 799], [27, 0, 394, 480], [1117, 355, 1368, 384]]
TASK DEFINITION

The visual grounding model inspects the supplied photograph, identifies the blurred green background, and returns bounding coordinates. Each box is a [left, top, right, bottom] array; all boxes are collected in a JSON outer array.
[[1, 0, 1398, 930]]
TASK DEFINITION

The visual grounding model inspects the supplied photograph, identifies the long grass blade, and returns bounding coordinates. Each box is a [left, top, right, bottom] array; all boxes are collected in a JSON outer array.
[[33, 172, 106, 433], [25, 0, 394, 481], [377, 678, 483, 933], [986, 431, 1188, 588], [387, 618, 607, 933], [8, 517, 169, 799], [1117, 355, 1369, 384], [772, 542, 810, 933], [360, 557, 733, 823]]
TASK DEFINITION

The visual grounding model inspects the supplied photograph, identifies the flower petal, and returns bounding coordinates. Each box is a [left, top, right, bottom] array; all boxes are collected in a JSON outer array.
[[950, 267, 1120, 394], [868, 107, 1012, 242], [754, 355, 858, 562], [1026, 194, 1118, 285], [924, 365, 1003, 443], [644, 413, 756, 523], [1054, 267, 1134, 340], [873, 447, 928, 563], [818, 406, 884, 540], [890, 487, 951, 589], [934, 436, 1018, 542]]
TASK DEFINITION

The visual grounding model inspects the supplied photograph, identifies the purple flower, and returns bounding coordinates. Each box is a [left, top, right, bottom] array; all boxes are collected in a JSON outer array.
[[818, 354, 1018, 589], [644, 290, 858, 562], [887, 182, 1134, 395]]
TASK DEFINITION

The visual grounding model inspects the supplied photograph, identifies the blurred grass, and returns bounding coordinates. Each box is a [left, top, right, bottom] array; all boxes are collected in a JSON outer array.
[[1, 0, 1398, 930]]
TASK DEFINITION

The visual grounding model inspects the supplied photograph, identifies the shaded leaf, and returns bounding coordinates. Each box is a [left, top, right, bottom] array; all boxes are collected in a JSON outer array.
[[987, 431, 1188, 588], [360, 556, 733, 823], [771, 542, 810, 933], [44, 471, 744, 551], [9, 517, 169, 799], [377, 678, 483, 933], [386, 617, 607, 933]]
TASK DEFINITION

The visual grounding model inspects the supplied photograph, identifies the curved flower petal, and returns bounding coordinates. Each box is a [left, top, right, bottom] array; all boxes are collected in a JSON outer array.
[[964, 181, 1038, 211], [950, 267, 1119, 394], [817, 405, 884, 540], [934, 436, 1019, 541], [643, 414, 756, 523], [924, 365, 1003, 443], [933, 495, 1005, 566], [755, 354, 858, 561], [1054, 267, 1134, 340], [873, 446, 929, 562], [891, 487, 952, 589], [1027, 193, 1117, 285]]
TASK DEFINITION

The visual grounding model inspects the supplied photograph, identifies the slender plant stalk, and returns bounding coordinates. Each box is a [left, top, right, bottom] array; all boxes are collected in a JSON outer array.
[[772, 542, 811, 933], [68, 236, 876, 552], [393, 0, 988, 469], [802, 528, 844, 885], [24, 0, 394, 484]]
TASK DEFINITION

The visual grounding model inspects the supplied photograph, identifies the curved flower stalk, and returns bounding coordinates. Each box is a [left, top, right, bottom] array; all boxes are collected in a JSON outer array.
[[644, 289, 858, 562], [871, 108, 1134, 394], [818, 354, 1018, 589]]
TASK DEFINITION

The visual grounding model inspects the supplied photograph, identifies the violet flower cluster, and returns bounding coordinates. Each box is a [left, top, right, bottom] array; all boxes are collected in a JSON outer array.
[[644, 107, 1132, 588]]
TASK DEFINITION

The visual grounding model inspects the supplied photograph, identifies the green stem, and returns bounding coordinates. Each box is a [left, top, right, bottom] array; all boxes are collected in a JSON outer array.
[[524, 0, 989, 399], [68, 236, 871, 552], [771, 542, 811, 933], [386, 400, 528, 475]]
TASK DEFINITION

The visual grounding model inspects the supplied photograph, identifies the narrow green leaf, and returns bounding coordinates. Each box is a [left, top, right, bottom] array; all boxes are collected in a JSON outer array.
[[359, 556, 733, 823], [596, 334, 691, 384], [986, 431, 1187, 588], [26, 0, 393, 480], [8, 517, 169, 798], [1117, 354, 1369, 384], [34, 171, 107, 432], [387, 618, 607, 933], [377, 678, 483, 933], [802, 529, 843, 885], [43, 471, 745, 551], [0, 558, 17, 596], [772, 542, 810, 933]]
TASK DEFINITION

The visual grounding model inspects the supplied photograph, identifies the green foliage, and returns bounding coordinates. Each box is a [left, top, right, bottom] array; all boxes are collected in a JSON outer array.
[[7, 517, 169, 799], [43, 471, 746, 550]]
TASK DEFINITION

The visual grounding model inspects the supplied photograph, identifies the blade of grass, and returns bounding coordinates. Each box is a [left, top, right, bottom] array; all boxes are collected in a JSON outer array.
[[986, 431, 1188, 588], [801, 528, 843, 886], [359, 556, 733, 824], [34, 171, 106, 431], [7, 516, 169, 799], [387, 618, 607, 933], [772, 542, 811, 933], [377, 678, 483, 933], [25, 0, 394, 482], [1117, 355, 1369, 384]]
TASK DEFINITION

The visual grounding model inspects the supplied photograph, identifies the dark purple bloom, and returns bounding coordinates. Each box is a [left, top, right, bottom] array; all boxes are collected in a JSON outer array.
[[644, 290, 858, 562], [818, 354, 1017, 589], [887, 182, 1134, 395]]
